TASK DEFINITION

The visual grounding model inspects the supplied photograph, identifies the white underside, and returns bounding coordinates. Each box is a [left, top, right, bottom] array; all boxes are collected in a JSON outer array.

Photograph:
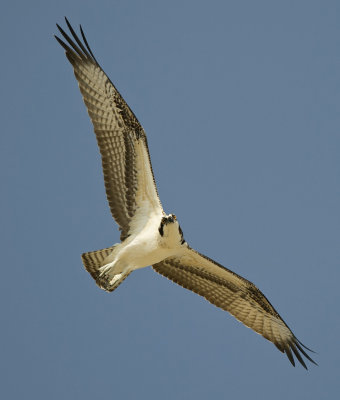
[[98, 213, 185, 284]]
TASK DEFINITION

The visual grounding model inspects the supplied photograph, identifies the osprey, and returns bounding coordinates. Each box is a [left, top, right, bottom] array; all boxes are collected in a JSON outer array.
[[55, 18, 316, 369]]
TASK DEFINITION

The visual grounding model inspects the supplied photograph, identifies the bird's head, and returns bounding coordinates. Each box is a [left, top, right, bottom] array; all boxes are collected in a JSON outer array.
[[163, 214, 177, 224], [159, 214, 177, 234], [158, 214, 185, 245]]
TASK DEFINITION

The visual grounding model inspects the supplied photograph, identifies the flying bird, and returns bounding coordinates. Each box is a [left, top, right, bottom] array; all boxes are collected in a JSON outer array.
[[55, 18, 316, 369]]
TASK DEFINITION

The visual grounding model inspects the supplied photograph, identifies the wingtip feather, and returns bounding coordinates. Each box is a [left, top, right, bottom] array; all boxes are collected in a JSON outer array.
[[295, 341, 318, 366], [284, 346, 296, 367]]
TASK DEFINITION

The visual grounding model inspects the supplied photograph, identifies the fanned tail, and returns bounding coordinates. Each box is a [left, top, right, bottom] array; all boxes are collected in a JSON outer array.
[[81, 245, 131, 292]]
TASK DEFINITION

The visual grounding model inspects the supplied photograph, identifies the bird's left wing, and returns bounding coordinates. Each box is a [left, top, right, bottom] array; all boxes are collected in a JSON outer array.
[[153, 247, 316, 369], [55, 19, 163, 240]]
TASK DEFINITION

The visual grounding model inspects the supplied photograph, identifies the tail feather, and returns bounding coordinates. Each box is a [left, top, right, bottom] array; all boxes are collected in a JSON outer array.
[[96, 269, 131, 293], [81, 245, 131, 292], [81, 245, 117, 280]]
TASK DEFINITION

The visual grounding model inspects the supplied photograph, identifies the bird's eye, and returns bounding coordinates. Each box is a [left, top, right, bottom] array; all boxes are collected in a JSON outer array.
[[173, 214, 177, 220]]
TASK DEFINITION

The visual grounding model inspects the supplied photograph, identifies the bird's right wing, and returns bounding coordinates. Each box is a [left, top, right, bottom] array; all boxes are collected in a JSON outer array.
[[153, 247, 316, 369], [55, 19, 164, 240]]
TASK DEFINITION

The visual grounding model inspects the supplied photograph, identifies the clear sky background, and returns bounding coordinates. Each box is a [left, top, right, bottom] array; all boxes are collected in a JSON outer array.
[[1, 1, 339, 399]]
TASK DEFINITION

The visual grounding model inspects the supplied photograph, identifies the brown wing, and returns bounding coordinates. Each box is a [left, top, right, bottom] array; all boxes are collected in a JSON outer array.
[[55, 18, 163, 240], [153, 247, 316, 369]]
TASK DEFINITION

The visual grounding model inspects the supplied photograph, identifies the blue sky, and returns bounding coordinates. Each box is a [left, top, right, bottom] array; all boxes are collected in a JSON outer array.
[[1, 1, 339, 399]]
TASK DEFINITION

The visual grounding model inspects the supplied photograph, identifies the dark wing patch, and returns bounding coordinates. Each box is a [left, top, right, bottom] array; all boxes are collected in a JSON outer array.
[[153, 247, 316, 369], [55, 18, 162, 240]]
